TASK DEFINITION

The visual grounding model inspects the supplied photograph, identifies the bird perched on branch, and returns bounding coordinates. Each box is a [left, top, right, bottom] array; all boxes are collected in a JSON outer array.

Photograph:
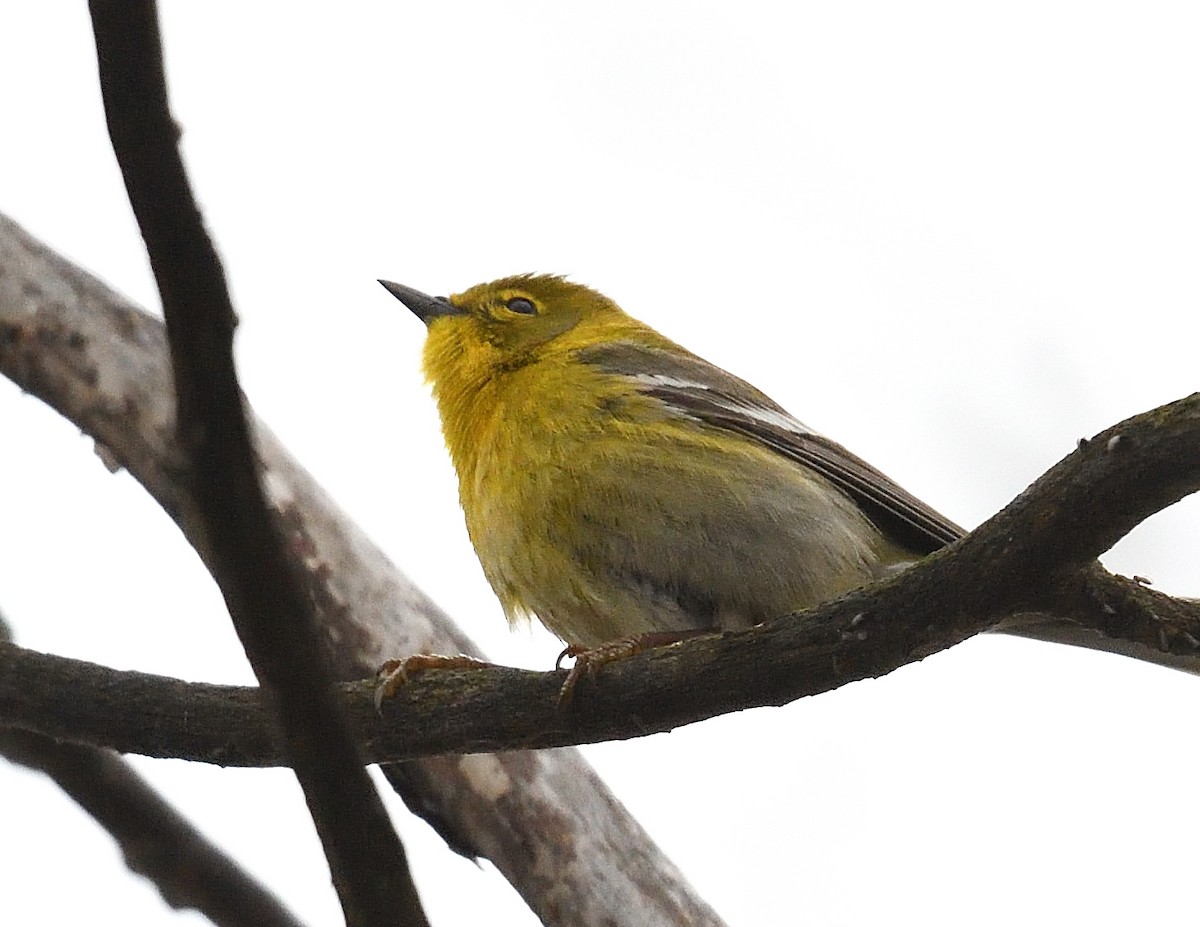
[[379, 274, 1147, 690], [379, 274, 962, 650]]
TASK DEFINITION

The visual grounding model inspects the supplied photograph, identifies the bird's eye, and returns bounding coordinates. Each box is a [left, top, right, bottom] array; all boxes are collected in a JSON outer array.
[[505, 297, 537, 315]]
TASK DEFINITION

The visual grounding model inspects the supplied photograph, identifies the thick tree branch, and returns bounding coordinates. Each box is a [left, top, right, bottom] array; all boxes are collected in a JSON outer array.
[[5, 388, 1200, 763], [87, 4, 424, 924], [0, 207, 727, 925], [2, 579, 1196, 765], [3, 454, 1198, 765]]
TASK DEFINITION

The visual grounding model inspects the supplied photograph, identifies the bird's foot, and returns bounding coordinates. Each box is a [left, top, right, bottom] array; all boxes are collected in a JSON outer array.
[[374, 653, 493, 711], [555, 629, 711, 705]]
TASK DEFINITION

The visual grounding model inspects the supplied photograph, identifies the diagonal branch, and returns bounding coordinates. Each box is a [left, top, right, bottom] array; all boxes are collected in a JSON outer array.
[[0, 209, 727, 925], [0, 729, 308, 927], [86, 3, 425, 924], [0, 613, 306, 927]]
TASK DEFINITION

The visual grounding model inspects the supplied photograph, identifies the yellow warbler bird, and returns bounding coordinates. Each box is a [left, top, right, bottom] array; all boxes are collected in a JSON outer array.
[[380, 274, 964, 652]]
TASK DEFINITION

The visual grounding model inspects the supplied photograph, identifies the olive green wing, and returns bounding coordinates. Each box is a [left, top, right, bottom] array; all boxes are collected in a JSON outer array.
[[577, 341, 965, 555]]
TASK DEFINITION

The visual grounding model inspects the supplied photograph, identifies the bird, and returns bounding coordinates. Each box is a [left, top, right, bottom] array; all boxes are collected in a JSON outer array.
[[380, 273, 962, 646], [378, 273, 1190, 688]]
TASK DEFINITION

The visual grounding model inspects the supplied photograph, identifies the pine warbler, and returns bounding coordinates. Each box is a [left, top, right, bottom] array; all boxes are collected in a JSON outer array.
[[379, 274, 964, 651]]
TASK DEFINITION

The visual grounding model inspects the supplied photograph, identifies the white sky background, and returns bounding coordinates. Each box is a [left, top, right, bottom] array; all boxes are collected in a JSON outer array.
[[2, 3, 1199, 925]]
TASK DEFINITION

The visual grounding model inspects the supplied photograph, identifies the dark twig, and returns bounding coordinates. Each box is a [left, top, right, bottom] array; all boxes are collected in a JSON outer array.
[[0, 729, 307, 927], [0, 616, 305, 927], [87, 4, 426, 924]]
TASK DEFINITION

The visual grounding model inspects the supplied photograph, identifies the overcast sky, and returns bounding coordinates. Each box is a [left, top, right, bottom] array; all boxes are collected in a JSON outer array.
[[3, 4, 1199, 925]]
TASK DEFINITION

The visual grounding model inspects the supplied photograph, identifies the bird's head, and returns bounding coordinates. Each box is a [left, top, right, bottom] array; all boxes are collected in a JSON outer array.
[[384, 273, 633, 393], [380, 274, 627, 360]]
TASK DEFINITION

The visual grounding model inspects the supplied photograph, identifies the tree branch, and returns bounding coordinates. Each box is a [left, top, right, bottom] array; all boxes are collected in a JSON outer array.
[[0, 613, 306, 927], [2, 578, 1196, 764], [0, 729, 309, 927], [0, 207, 727, 925], [4, 402, 1198, 766], [87, 4, 425, 924]]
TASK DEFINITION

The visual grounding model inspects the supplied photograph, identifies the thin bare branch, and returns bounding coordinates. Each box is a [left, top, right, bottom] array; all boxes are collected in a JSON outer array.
[[86, 3, 425, 924]]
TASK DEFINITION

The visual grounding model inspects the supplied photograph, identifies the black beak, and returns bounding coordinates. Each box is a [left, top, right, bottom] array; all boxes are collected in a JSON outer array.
[[378, 280, 465, 325]]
